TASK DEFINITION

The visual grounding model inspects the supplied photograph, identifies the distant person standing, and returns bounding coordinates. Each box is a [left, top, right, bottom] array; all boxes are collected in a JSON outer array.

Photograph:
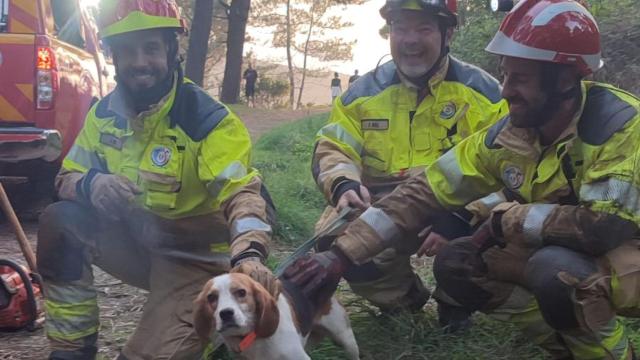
[[330, 72, 342, 102], [348, 69, 360, 86], [243, 63, 258, 107]]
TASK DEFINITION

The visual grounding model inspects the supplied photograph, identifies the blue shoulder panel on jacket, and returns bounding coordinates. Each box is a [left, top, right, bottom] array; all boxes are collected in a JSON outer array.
[[171, 83, 229, 142], [484, 115, 509, 149], [93, 93, 127, 130], [94, 93, 113, 119], [341, 60, 401, 106], [446, 57, 502, 104], [578, 86, 638, 146]]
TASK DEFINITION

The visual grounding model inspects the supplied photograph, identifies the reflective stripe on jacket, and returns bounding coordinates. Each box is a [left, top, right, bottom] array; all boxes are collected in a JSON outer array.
[[58, 74, 272, 257], [336, 81, 640, 264], [312, 56, 508, 203]]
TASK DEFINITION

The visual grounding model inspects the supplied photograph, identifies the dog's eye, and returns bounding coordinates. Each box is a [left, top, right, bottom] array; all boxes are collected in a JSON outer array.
[[235, 289, 247, 298], [207, 293, 218, 303]]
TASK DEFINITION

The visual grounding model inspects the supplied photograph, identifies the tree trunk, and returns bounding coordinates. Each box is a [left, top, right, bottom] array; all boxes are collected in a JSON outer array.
[[285, 0, 295, 109], [184, 0, 214, 86], [296, 16, 315, 109], [220, 0, 251, 103]]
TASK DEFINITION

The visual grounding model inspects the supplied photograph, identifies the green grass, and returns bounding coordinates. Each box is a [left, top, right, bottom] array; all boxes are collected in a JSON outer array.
[[250, 114, 640, 359], [250, 114, 545, 359], [253, 113, 329, 245]]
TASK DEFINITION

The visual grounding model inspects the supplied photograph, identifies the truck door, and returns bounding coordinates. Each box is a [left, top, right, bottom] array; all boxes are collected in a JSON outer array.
[[0, 0, 38, 125]]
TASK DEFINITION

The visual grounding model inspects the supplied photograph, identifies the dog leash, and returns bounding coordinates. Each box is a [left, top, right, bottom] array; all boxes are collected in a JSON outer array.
[[273, 206, 354, 277]]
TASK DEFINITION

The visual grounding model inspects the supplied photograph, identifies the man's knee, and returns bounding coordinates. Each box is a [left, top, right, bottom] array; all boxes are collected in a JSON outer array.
[[525, 246, 598, 331], [38, 201, 95, 281], [433, 240, 492, 311]]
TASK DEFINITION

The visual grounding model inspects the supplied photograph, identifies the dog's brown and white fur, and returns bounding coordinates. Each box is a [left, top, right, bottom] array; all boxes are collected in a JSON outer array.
[[194, 273, 359, 360]]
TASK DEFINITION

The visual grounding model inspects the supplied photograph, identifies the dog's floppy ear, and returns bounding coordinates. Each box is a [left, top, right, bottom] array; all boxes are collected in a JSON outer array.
[[253, 281, 279, 338], [193, 279, 216, 342]]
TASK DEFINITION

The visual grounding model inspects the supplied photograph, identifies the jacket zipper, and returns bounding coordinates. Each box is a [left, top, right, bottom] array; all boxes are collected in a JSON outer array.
[[409, 110, 416, 166]]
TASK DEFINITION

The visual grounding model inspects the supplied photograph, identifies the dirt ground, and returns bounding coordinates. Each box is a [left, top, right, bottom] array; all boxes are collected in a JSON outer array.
[[0, 221, 147, 360], [231, 105, 330, 140], [0, 106, 328, 360]]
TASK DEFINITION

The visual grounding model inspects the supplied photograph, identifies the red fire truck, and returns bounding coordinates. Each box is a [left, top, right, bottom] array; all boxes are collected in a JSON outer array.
[[0, 0, 114, 204]]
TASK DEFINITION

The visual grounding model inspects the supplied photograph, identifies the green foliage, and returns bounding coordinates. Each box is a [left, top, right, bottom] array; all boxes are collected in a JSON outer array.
[[251, 114, 542, 358], [449, 0, 640, 85], [255, 76, 291, 108], [253, 113, 329, 244], [450, 12, 502, 76], [242, 113, 640, 359], [586, 0, 637, 16]]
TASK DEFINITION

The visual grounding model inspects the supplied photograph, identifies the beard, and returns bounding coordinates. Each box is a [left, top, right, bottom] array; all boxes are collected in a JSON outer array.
[[117, 65, 165, 92], [115, 65, 173, 112], [397, 62, 430, 78], [507, 95, 553, 128]]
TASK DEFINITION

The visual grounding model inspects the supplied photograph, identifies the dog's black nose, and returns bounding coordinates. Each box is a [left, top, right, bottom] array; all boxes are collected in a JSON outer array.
[[219, 308, 235, 322]]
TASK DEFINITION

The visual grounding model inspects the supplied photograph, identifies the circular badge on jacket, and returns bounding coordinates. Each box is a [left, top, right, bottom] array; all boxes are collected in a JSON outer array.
[[503, 165, 524, 190], [151, 146, 172, 167], [440, 102, 457, 119]]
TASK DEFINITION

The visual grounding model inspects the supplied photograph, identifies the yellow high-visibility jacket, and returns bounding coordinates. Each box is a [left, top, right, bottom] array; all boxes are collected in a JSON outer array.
[[312, 56, 508, 204], [57, 75, 272, 258], [335, 81, 640, 264]]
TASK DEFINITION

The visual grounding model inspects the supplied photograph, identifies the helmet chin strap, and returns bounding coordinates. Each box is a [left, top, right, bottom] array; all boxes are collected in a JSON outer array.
[[539, 63, 582, 122]]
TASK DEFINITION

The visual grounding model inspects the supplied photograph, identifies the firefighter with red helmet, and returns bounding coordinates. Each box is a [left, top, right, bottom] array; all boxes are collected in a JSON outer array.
[[36, 1, 276, 359], [286, 0, 640, 359]]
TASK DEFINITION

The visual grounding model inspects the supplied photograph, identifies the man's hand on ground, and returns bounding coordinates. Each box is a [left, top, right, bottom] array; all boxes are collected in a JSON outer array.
[[282, 248, 350, 303]]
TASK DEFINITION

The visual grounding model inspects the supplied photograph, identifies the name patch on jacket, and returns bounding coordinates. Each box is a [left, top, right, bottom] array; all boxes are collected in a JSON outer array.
[[100, 133, 123, 150], [362, 119, 389, 130]]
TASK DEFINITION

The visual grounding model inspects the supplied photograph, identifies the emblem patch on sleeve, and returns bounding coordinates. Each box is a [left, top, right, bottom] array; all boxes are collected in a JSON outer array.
[[440, 102, 457, 119], [151, 146, 172, 167], [362, 119, 389, 130], [502, 165, 524, 190]]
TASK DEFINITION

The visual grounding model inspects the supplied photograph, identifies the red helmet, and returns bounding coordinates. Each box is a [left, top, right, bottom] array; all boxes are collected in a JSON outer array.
[[98, 0, 186, 39], [485, 0, 602, 76]]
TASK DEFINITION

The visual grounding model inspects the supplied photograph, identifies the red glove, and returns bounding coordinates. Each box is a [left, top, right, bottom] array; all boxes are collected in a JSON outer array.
[[282, 248, 350, 303]]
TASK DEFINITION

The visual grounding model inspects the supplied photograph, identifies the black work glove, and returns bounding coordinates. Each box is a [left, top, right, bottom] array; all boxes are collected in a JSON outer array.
[[282, 247, 350, 304]]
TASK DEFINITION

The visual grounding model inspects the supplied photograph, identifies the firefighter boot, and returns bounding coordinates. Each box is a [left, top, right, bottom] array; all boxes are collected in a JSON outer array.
[[437, 301, 473, 333]]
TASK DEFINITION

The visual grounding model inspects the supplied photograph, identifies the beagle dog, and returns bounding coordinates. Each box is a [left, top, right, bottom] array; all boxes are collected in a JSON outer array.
[[194, 272, 359, 360]]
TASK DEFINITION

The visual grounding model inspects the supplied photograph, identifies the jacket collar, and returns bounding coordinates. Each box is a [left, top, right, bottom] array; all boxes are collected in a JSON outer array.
[[494, 81, 587, 159], [397, 55, 449, 93], [107, 72, 179, 130]]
